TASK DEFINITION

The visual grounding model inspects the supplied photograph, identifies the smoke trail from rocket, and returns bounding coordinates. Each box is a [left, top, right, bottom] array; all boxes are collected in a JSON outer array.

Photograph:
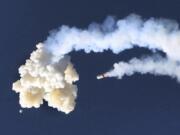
[[103, 56, 180, 82], [45, 14, 180, 61], [12, 14, 180, 114]]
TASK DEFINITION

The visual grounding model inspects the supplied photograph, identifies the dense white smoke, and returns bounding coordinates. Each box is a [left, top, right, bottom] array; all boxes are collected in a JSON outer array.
[[13, 44, 79, 114], [13, 14, 180, 114]]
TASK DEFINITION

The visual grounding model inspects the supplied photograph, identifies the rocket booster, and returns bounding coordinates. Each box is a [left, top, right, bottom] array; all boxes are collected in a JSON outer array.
[[96, 74, 108, 79]]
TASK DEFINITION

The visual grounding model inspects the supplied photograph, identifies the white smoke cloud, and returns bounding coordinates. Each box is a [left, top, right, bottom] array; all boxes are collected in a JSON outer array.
[[13, 43, 79, 114], [12, 14, 180, 114]]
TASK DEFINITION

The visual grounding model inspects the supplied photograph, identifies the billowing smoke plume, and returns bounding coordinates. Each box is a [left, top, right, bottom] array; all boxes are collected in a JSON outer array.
[[13, 14, 180, 114], [13, 44, 79, 114]]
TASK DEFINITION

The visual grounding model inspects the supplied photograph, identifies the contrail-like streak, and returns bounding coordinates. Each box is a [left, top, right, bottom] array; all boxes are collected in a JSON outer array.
[[12, 14, 180, 114], [45, 14, 180, 60], [102, 56, 180, 82]]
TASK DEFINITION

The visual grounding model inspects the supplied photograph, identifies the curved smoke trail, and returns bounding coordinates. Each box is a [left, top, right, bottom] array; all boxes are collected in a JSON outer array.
[[12, 14, 180, 114]]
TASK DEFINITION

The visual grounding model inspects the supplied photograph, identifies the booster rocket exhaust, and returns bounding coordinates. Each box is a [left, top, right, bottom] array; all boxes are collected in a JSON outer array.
[[12, 14, 180, 114]]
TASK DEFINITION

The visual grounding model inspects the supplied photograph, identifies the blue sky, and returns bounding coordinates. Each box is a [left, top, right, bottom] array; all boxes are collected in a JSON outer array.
[[1, 0, 180, 134]]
